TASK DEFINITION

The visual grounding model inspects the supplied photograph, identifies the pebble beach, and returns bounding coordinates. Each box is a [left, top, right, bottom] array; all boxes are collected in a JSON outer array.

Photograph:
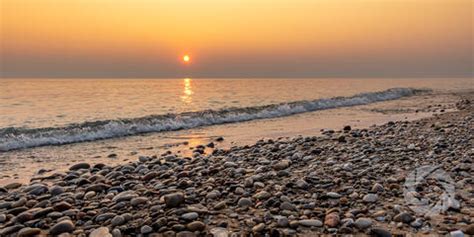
[[0, 92, 472, 237]]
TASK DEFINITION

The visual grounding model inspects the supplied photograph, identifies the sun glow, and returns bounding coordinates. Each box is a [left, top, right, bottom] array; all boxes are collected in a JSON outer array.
[[183, 55, 190, 63]]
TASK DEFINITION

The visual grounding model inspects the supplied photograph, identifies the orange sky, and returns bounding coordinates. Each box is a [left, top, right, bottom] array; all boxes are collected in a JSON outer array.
[[1, 0, 472, 78]]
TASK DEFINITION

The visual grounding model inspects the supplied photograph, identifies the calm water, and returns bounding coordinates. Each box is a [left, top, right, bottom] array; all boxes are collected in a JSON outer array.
[[1, 78, 471, 129]]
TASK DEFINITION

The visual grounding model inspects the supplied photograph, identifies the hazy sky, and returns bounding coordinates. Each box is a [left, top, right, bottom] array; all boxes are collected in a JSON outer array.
[[1, 0, 472, 78]]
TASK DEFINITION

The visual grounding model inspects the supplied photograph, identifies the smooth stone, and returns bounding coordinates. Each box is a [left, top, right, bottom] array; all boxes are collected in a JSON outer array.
[[354, 218, 372, 229], [254, 191, 271, 200], [181, 212, 199, 221], [96, 213, 117, 222], [49, 186, 65, 196], [326, 192, 342, 198], [4, 182, 22, 189], [393, 212, 414, 223], [237, 198, 253, 207], [111, 215, 125, 226], [465, 224, 474, 235], [213, 201, 227, 210], [280, 202, 296, 211], [450, 230, 464, 237], [371, 183, 384, 193], [112, 191, 138, 202], [90, 227, 112, 237], [0, 214, 6, 223], [371, 228, 392, 237], [324, 213, 340, 227], [69, 163, 90, 170], [130, 197, 148, 206], [111, 229, 122, 237], [187, 221, 206, 231], [363, 194, 378, 203], [252, 223, 265, 232], [273, 160, 290, 170], [140, 225, 153, 234], [177, 231, 197, 237], [18, 227, 41, 237], [276, 216, 289, 227], [53, 201, 72, 211], [298, 219, 323, 227], [164, 192, 185, 208], [50, 220, 75, 235], [0, 225, 24, 236]]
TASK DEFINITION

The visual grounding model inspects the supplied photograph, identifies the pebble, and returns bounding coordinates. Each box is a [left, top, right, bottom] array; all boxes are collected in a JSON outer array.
[[450, 230, 464, 237], [49, 220, 75, 235], [371, 228, 392, 237], [181, 212, 199, 221], [111, 215, 125, 226], [237, 198, 252, 207], [393, 212, 414, 223], [164, 192, 185, 208], [354, 218, 372, 229], [140, 225, 153, 234], [252, 223, 265, 232], [17, 227, 41, 237], [298, 219, 323, 227], [187, 221, 206, 231], [324, 213, 340, 227], [69, 162, 90, 170], [363, 193, 378, 203], [90, 227, 112, 237]]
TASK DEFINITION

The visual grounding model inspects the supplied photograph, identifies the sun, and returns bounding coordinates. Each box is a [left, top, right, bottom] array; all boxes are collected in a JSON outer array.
[[183, 55, 190, 63]]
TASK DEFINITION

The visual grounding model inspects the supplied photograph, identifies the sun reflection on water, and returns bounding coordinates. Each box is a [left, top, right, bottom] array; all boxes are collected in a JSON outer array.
[[181, 78, 193, 104]]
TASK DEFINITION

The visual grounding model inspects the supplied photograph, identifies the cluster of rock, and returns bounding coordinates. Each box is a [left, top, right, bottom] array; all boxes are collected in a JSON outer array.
[[0, 98, 473, 236]]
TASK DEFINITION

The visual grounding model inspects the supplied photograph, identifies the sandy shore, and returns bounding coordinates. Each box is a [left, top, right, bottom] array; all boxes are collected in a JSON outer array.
[[0, 91, 472, 236]]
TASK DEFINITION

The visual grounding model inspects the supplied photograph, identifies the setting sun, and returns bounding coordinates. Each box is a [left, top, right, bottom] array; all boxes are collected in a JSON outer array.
[[183, 55, 190, 63]]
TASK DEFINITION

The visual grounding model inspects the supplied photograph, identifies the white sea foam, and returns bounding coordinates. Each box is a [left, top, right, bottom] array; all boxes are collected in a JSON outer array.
[[0, 88, 426, 151]]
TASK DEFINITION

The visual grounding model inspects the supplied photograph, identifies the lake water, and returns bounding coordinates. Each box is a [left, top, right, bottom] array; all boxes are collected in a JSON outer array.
[[0, 78, 472, 184], [0, 78, 472, 151]]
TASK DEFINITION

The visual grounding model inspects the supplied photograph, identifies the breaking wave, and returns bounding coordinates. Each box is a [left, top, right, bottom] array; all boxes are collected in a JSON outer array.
[[0, 88, 426, 151]]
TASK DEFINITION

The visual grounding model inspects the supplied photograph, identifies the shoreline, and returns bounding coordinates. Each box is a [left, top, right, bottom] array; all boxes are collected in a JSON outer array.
[[0, 91, 472, 236], [0, 90, 461, 185]]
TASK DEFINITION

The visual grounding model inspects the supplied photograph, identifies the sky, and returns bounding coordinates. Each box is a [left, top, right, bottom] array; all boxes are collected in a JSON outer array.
[[0, 0, 472, 78]]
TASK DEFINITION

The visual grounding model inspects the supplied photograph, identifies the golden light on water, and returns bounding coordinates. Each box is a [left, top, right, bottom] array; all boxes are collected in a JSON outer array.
[[181, 78, 193, 104]]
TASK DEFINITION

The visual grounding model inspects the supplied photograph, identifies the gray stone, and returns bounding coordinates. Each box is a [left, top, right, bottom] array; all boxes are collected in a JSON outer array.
[[393, 212, 414, 223], [371, 228, 392, 237], [237, 198, 252, 207], [140, 225, 153, 234], [363, 193, 378, 203], [111, 215, 125, 226], [354, 217, 372, 229], [298, 219, 323, 227], [112, 191, 138, 203], [181, 212, 199, 221]]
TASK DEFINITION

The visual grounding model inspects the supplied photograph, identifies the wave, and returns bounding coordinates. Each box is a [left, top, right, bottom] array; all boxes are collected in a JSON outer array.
[[0, 88, 427, 151]]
